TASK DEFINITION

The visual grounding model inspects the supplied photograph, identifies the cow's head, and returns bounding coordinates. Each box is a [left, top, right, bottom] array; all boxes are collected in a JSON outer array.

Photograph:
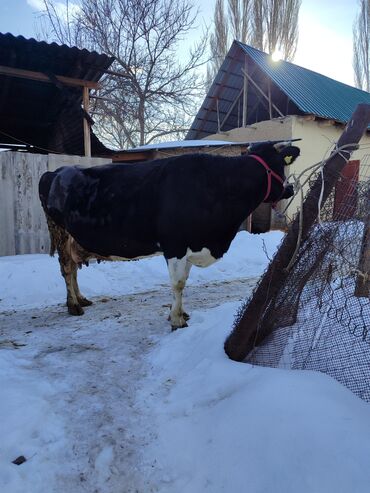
[[248, 142, 300, 203]]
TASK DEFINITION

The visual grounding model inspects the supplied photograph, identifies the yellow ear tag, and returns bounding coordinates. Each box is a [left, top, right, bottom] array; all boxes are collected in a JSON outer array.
[[284, 155, 293, 165]]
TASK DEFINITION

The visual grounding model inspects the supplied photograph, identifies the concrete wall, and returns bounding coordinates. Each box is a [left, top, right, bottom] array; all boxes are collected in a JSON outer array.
[[206, 117, 294, 232], [0, 151, 112, 257], [206, 116, 294, 144], [290, 116, 370, 218]]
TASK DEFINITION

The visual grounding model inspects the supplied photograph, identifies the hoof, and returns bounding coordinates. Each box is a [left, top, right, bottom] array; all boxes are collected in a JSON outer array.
[[68, 304, 84, 316], [78, 297, 93, 307], [168, 311, 190, 322], [171, 320, 188, 331]]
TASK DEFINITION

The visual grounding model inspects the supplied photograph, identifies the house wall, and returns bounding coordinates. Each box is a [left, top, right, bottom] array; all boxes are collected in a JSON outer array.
[[205, 117, 294, 232], [205, 116, 370, 231], [0, 151, 112, 257], [206, 116, 294, 143], [290, 116, 370, 220]]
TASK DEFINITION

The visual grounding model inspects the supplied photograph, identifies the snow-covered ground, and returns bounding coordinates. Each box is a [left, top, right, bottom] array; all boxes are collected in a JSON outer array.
[[1, 231, 370, 493]]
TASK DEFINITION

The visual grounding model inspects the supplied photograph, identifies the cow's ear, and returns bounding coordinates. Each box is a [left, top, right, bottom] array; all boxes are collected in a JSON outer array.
[[279, 146, 300, 165], [248, 142, 270, 154]]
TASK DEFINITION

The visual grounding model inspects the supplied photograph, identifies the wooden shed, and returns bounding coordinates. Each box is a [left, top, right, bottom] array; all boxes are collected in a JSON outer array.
[[0, 32, 114, 157], [0, 33, 115, 256]]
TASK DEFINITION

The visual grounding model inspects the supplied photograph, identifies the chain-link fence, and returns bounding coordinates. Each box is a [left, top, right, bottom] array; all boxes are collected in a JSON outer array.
[[245, 157, 370, 401]]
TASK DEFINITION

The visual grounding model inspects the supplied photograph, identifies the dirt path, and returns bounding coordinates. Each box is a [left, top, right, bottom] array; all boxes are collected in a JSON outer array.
[[0, 278, 257, 493]]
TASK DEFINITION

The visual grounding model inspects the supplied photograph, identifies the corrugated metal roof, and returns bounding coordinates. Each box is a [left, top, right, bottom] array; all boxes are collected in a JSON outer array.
[[0, 32, 115, 156], [187, 40, 370, 140], [237, 41, 370, 124], [0, 32, 113, 84]]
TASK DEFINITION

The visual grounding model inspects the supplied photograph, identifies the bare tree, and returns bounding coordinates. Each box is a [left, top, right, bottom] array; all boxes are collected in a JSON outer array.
[[36, 0, 84, 46], [208, 0, 301, 83], [250, 0, 264, 50], [37, 0, 208, 148], [263, 0, 301, 60], [229, 0, 250, 42], [353, 0, 370, 92], [208, 0, 251, 84]]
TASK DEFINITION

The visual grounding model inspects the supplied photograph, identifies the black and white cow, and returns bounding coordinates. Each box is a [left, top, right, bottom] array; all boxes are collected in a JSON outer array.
[[39, 142, 299, 328]]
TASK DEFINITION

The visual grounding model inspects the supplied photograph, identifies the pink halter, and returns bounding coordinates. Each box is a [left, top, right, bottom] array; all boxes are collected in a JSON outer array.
[[249, 154, 285, 202]]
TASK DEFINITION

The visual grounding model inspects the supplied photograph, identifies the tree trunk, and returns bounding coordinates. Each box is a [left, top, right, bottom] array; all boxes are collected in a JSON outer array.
[[138, 98, 145, 146]]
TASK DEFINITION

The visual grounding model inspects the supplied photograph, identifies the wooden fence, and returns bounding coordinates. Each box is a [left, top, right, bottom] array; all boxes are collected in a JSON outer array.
[[0, 151, 111, 256]]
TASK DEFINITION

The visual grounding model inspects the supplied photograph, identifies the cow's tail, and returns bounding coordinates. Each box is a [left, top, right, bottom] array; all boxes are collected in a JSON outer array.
[[39, 171, 63, 257], [45, 214, 60, 257]]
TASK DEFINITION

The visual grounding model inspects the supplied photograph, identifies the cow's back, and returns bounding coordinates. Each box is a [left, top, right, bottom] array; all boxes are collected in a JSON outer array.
[[39, 153, 262, 260], [40, 162, 165, 258]]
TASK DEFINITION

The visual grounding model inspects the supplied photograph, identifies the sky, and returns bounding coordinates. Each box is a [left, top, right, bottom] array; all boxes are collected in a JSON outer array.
[[0, 0, 361, 87]]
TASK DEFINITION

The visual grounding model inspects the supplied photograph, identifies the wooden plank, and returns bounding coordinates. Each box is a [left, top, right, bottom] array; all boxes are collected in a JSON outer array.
[[246, 215, 252, 232], [83, 87, 91, 157], [13, 153, 49, 254], [268, 79, 272, 119], [0, 65, 100, 89], [220, 88, 243, 129], [355, 187, 370, 297], [196, 56, 240, 136], [242, 56, 248, 127], [241, 67, 284, 118], [112, 151, 154, 162], [0, 152, 16, 255], [333, 160, 359, 220]]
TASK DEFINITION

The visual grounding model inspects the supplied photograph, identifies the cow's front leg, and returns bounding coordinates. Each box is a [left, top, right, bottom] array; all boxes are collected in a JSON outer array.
[[167, 257, 192, 330]]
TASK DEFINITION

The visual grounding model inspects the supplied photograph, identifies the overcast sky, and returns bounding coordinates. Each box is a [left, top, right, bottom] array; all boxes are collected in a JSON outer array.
[[0, 0, 360, 87]]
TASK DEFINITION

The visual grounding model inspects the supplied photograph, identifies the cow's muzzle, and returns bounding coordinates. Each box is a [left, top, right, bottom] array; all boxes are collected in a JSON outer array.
[[281, 183, 294, 199]]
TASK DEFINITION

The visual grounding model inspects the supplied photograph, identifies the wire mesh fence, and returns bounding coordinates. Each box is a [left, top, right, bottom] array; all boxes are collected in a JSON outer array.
[[245, 156, 370, 402]]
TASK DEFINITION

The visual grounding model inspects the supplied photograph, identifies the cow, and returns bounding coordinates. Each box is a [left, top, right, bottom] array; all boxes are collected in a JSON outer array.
[[39, 142, 299, 329]]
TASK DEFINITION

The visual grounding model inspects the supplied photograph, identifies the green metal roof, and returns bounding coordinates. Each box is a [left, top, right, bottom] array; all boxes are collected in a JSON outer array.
[[237, 41, 370, 125], [187, 41, 370, 140]]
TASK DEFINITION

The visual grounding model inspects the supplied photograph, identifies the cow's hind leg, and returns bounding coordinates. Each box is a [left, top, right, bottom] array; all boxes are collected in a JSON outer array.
[[45, 214, 86, 315], [167, 257, 192, 330], [53, 232, 84, 316], [59, 255, 84, 316], [72, 269, 92, 307]]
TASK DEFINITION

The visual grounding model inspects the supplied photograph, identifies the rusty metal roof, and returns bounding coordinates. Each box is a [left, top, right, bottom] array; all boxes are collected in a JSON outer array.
[[187, 41, 370, 140], [0, 32, 115, 155]]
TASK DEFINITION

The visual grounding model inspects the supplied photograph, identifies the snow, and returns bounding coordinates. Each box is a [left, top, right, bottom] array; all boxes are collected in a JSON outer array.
[[1, 230, 370, 492], [0, 352, 67, 492], [139, 303, 370, 492], [0, 230, 281, 311]]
